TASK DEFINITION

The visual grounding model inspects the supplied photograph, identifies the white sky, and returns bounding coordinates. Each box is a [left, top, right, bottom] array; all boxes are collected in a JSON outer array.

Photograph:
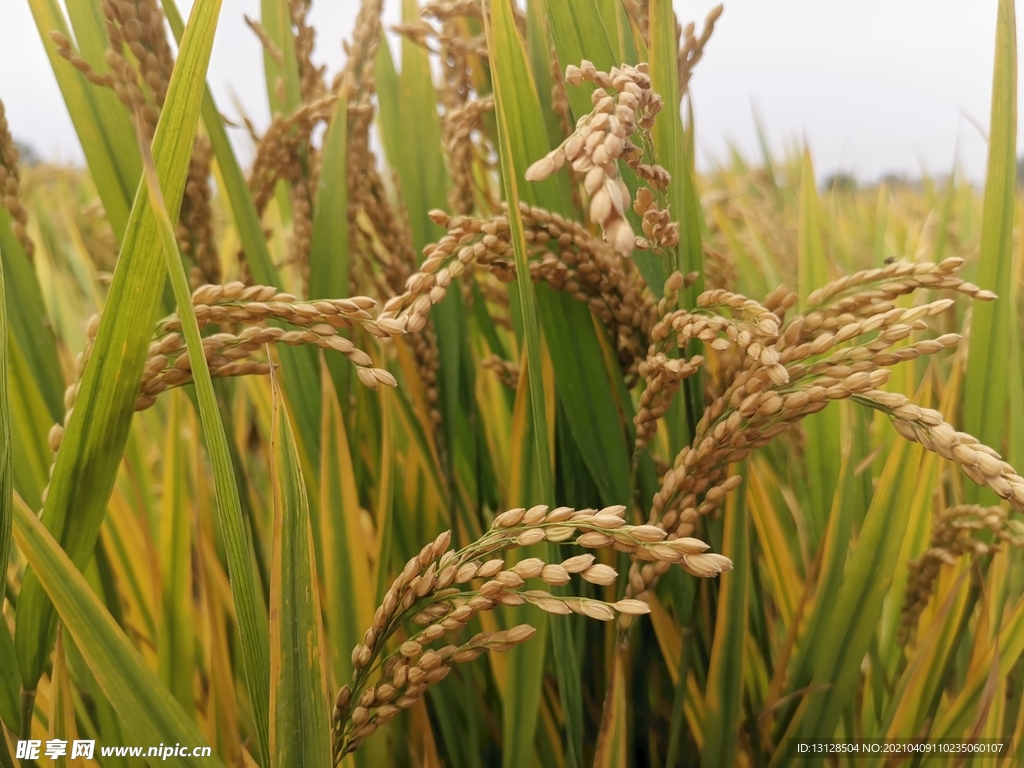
[[0, 0, 1013, 183]]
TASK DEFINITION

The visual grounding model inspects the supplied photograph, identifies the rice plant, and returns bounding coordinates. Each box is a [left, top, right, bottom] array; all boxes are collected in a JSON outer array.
[[1, 0, 1023, 766]]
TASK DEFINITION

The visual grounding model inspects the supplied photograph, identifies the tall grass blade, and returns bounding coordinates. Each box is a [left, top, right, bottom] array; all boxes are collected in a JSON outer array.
[[650, 0, 701, 285], [0, 256, 10, 609], [783, 404, 927, 759], [15, 0, 226, 694], [486, 5, 556, 765], [701, 476, 748, 768], [11, 498, 223, 768], [136, 115, 272, 767], [163, 0, 324, 470], [0, 620, 19, 736], [319, 374, 374, 686], [541, 0, 666, 293], [268, 371, 332, 768], [157, 392, 195, 717], [260, 0, 302, 116], [0, 225, 63, 421], [591, 648, 628, 768], [796, 148, 840, 544], [962, 0, 1016, 497], [64, 0, 142, 198]]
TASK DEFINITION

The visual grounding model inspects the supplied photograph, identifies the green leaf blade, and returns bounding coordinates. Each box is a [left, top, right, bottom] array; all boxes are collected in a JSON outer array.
[[11, 500, 223, 768], [16, 0, 227, 693], [269, 373, 332, 768], [963, 0, 1016, 494]]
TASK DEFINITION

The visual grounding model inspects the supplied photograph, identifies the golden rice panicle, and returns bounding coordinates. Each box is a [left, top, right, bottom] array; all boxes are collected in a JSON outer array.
[[50, 285, 398, 471], [385, 204, 656, 380], [864, 389, 1024, 512], [248, 94, 339, 218], [524, 61, 667, 256], [333, 506, 731, 758], [290, 0, 328, 102], [634, 277, 785, 451], [898, 504, 1023, 647], [54, 3, 217, 283], [678, 4, 724, 96], [627, 269, 1008, 604], [0, 99, 34, 259]]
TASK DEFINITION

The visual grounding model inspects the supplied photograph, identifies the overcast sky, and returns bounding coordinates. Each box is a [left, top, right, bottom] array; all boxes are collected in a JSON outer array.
[[0, 0, 1013, 183]]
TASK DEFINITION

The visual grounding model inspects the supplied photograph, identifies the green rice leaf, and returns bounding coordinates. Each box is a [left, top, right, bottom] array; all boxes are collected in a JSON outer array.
[[649, 0, 702, 286], [268, 370, 332, 768], [780, 411, 926, 758], [0, 252, 10, 610], [486, 4, 556, 766], [16, 0, 226, 694], [796, 148, 840, 544], [701, 476, 748, 768], [540, 0, 666, 293], [962, 0, 1016, 496], [260, 0, 303, 117], [138, 110, 272, 768], [0, 217, 63, 421], [540, 0, 616, 121], [319, 372, 374, 687], [163, 0, 323, 473], [309, 93, 352, 399], [0, 619, 19, 735], [11, 498, 223, 768], [156, 392, 194, 717], [309, 94, 350, 302]]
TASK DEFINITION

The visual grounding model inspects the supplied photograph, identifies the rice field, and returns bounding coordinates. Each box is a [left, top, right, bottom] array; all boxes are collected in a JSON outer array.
[[1, 1, 1024, 766]]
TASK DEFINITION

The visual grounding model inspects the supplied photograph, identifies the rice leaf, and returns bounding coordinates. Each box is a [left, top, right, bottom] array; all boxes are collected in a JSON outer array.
[[525, 0, 566, 149], [0, 220, 63, 421], [0, 620, 19, 736], [491, 0, 630, 509], [796, 148, 840, 545], [649, 0, 701, 283], [399, 0, 448, 253], [962, 0, 1016, 497], [595, 0, 639, 65], [163, 0, 324, 472], [319, 371, 374, 687], [701, 474, 749, 768], [156, 392, 195, 717], [541, 0, 666, 293], [540, 0, 616, 120], [137, 111, 272, 767], [260, 0, 303, 117], [591, 648, 628, 768], [268, 370, 332, 768], [930, 594, 1024, 739], [486, 5, 556, 765], [16, 0, 226, 694], [487, 0, 553, 508], [309, 92, 352, 399], [309, 93, 350, 303], [11, 497, 223, 768], [781, 397, 928, 756], [48, 632, 80, 768], [0, 254, 10, 610]]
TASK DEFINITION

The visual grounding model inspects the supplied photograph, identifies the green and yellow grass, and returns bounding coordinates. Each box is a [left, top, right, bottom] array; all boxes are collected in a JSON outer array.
[[1, 1, 1024, 767]]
